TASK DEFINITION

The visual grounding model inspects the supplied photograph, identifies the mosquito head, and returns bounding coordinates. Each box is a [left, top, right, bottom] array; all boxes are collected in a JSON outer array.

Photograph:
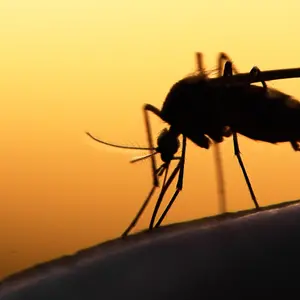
[[156, 128, 180, 163]]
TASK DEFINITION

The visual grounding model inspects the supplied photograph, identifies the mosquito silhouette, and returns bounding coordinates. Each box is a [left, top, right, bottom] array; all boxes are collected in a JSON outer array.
[[86, 52, 300, 237]]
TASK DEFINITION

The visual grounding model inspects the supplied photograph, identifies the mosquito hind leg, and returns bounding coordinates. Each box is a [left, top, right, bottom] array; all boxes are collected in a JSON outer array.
[[143, 104, 164, 187], [250, 66, 268, 90], [195, 52, 205, 76], [218, 52, 239, 76], [218, 55, 269, 90], [154, 136, 187, 228]]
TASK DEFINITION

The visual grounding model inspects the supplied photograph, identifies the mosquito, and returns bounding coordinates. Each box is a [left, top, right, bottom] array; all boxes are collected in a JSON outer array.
[[87, 52, 300, 237]]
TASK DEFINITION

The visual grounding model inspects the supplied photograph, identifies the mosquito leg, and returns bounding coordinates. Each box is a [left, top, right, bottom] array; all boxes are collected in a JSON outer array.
[[149, 158, 182, 230], [212, 57, 237, 215], [218, 52, 239, 76], [121, 185, 157, 238], [250, 66, 268, 89], [218, 52, 272, 92], [233, 133, 260, 209], [195, 52, 205, 76], [121, 163, 168, 238], [222, 63, 260, 209], [154, 136, 187, 228], [143, 104, 164, 187]]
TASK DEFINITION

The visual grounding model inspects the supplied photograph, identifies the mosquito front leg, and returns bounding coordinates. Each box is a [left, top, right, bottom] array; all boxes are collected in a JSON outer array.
[[121, 162, 169, 238], [148, 161, 181, 230], [154, 135, 187, 228], [121, 185, 157, 238], [143, 104, 164, 187]]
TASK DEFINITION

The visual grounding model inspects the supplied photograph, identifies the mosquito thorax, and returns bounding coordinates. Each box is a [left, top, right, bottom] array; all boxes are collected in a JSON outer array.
[[156, 128, 180, 162]]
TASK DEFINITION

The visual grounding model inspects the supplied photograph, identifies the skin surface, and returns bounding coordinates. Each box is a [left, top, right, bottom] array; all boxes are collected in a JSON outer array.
[[1, 199, 300, 299]]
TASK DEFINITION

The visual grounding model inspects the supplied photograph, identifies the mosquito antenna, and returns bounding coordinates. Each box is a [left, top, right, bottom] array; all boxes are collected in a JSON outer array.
[[130, 152, 158, 163], [86, 131, 156, 151]]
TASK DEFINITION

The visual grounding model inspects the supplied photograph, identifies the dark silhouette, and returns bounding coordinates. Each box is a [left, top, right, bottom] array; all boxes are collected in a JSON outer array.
[[86, 52, 300, 237]]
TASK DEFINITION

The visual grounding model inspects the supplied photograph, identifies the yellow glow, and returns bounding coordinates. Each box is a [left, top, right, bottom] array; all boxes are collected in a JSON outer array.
[[2, 0, 300, 278]]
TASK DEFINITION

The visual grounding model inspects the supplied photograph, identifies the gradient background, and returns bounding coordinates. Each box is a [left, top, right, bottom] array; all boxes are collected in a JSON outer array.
[[1, 0, 300, 279]]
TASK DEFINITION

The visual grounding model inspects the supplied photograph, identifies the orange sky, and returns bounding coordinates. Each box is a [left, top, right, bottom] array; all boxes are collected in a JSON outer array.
[[1, 0, 300, 279]]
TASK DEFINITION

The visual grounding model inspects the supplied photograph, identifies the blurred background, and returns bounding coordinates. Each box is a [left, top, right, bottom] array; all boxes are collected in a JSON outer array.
[[1, 0, 300, 279]]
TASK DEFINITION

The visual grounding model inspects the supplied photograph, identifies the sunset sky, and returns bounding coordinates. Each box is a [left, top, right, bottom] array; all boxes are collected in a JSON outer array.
[[1, 0, 300, 279]]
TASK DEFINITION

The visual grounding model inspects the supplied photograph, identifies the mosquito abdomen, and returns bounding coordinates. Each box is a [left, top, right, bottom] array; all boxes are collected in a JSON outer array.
[[230, 86, 300, 143]]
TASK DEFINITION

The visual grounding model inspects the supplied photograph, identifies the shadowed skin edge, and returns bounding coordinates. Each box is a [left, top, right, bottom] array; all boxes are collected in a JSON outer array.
[[1, 199, 299, 287]]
